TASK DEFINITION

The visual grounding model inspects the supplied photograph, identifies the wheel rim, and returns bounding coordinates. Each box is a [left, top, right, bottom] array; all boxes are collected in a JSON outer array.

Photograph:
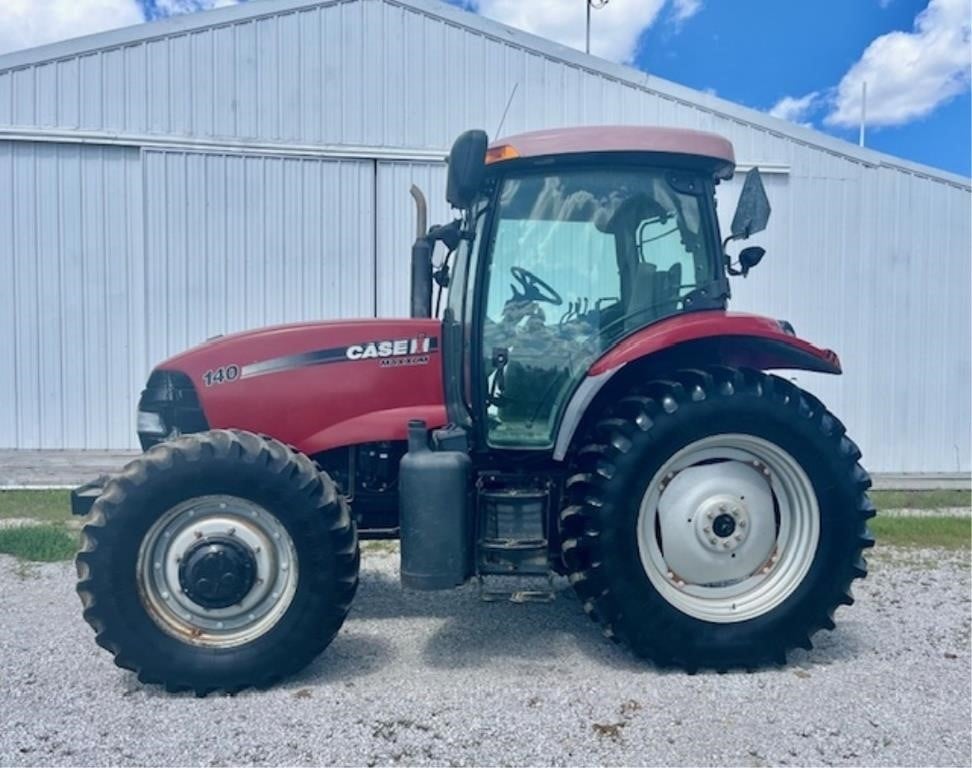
[[136, 495, 298, 648], [637, 434, 819, 623]]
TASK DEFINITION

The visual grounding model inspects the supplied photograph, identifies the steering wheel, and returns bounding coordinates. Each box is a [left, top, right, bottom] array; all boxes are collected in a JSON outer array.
[[510, 266, 563, 306]]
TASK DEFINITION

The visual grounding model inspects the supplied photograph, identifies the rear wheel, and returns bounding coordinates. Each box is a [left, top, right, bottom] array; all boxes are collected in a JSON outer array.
[[76, 429, 359, 694], [560, 367, 874, 670]]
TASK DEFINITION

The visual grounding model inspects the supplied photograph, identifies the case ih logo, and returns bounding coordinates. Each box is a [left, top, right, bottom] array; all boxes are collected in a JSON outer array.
[[236, 336, 438, 381], [345, 336, 433, 361]]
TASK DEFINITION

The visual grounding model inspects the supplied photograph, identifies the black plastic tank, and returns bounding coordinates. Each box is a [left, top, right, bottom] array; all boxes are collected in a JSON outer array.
[[399, 419, 472, 590]]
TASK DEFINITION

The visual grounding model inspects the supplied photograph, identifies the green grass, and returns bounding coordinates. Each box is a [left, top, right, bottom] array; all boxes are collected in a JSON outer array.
[[0, 525, 78, 562], [1, 489, 965, 524], [0, 489, 968, 562], [870, 489, 970, 510], [870, 516, 971, 550], [0, 490, 73, 523]]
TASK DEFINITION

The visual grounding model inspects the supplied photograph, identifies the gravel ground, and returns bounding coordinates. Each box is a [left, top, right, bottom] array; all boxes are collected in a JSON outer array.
[[1, 548, 969, 768]]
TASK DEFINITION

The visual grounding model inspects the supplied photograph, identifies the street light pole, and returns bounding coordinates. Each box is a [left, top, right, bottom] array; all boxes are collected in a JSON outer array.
[[586, 0, 609, 55], [859, 80, 868, 147], [586, 0, 591, 54]]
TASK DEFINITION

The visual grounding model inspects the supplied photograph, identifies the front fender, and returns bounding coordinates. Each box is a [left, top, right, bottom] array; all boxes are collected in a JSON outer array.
[[552, 310, 841, 460]]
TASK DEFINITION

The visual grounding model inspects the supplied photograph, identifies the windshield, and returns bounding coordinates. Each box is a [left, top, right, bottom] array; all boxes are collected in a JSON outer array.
[[480, 165, 720, 448]]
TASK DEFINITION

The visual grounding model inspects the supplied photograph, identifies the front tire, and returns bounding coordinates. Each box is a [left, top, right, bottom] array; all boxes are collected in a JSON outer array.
[[560, 367, 874, 671], [76, 429, 359, 694]]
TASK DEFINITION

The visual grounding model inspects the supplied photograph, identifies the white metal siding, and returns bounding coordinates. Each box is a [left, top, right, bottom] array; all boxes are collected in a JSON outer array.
[[718, 160, 972, 473], [0, 142, 144, 449], [0, 146, 375, 450], [376, 160, 449, 317], [0, 0, 968, 471], [142, 150, 375, 368]]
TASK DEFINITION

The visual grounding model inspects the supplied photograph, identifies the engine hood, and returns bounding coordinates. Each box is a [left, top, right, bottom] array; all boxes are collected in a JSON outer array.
[[153, 318, 447, 455], [162, 318, 442, 368]]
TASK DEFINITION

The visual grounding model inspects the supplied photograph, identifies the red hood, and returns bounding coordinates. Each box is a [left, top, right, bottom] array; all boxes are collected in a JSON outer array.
[[159, 318, 447, 455]]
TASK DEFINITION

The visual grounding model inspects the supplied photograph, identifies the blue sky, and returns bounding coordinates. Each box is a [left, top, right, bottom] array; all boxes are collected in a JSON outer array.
[[630, 0, 971, 176], [0, 0, 968, 176]]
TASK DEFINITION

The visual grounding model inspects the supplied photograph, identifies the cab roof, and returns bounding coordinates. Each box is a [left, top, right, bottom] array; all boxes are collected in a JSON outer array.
[[488, 126, 735, 179]]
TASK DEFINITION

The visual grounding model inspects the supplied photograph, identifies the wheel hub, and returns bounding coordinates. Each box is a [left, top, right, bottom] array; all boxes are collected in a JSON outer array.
[[657, 461, 776, 585], [712, 513, 736, 538], [694, 496, 750, 554], [178, 536, 256, 609]]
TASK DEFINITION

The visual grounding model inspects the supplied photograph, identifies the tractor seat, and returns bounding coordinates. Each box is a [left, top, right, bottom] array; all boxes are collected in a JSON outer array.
[[624, 262, 682, 333]]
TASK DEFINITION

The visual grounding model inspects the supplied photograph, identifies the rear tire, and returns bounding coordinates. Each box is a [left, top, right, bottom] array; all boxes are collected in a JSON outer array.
[[76, 429, 359, 694], [560, 367, 874, 671]]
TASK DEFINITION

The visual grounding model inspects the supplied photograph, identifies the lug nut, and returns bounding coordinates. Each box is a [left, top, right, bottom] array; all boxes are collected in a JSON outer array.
[[227, 527, 236, 536], [703, 527, 711, 534], [719, 504, 727, 512], [194, 530, 203, 539]]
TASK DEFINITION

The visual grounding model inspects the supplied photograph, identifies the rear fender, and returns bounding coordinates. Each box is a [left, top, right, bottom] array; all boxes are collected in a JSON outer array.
[[552, 311, 841, 461]]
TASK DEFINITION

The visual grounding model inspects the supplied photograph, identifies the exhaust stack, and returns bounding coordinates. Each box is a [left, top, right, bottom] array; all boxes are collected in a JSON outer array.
[[409, 185, 433, 318]]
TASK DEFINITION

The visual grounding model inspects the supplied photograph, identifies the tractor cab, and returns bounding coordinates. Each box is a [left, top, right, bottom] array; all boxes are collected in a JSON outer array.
[[427, 127, 770, 452]]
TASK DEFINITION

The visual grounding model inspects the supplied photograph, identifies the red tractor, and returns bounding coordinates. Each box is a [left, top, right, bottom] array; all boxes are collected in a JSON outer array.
[[72, 126, 874, 693]]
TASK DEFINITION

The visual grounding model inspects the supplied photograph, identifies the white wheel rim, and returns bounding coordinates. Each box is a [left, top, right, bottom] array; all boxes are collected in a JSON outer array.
[[136, 495, 299, 648], [637, 434, 819, 623]]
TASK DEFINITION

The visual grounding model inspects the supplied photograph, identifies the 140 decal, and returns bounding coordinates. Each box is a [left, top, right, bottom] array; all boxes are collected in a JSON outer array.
[[202, 365, 240, 387]]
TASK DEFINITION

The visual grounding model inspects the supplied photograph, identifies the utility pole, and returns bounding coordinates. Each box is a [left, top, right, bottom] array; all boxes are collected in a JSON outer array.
[[859, 80, 867, 147], [586, 0, 609, 55]]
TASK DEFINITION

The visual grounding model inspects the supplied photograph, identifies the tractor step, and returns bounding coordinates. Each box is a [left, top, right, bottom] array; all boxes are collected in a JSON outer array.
[[476, 473, 553, 577], [478, 573, 557, 603]]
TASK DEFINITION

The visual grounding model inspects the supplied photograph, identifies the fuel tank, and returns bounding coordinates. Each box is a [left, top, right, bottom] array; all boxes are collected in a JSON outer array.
[[152, 318, 448, 455]]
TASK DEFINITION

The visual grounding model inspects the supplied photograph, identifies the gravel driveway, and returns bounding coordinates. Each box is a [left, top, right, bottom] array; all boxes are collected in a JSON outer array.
[[1, 548, 969, 767]]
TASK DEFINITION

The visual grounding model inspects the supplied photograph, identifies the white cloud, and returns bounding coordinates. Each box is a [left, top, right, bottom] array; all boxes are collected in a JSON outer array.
[[471, 0, 669, 63], [768, 91, 820, 126], [671, 0, 702, 23], [0, 0, 144, 56], [825, 0, 971, 127]]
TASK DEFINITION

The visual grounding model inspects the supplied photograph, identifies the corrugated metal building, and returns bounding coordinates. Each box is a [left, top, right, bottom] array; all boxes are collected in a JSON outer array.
[[0, 0, 969, 472]]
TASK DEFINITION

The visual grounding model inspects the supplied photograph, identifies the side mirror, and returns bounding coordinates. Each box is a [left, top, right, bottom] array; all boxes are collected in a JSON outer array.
[[730, 168, 771, 239], [446, 130, 488, 209], [738, 246, 765, 277]]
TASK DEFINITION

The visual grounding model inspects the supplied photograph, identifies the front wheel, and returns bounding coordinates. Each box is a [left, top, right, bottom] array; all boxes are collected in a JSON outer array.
[[76, 430, 360, 694], [560, 367, 874, 670]]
